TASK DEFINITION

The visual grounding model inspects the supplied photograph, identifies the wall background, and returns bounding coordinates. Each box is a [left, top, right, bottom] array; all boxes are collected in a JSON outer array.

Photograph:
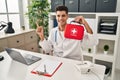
[[23, 0, 120, 29], [116, 0, 120, 12]]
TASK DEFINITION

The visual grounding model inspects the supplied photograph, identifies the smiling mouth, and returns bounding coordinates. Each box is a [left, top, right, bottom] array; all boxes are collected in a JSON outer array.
[[58, 21, 64, 22]]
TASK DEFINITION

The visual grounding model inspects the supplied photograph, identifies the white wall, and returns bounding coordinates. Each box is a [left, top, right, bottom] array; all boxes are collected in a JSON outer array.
[[22, 0, 29, 30], [116, 0, 120, 12]]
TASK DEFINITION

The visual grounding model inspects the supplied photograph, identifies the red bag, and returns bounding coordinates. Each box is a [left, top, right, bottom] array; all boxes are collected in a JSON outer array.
[[64, 22, 84, 40]]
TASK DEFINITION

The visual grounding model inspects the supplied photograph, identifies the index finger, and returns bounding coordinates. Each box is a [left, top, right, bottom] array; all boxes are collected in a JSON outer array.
[[36, 21, 39, 28]]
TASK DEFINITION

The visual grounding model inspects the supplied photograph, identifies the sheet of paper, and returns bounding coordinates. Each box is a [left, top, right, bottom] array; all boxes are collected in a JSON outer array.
[[31, 59, 62, 77]]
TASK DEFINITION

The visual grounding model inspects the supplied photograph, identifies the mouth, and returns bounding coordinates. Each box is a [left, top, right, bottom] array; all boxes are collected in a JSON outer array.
[[58, 20, 65, 24], [58, 20, 64, 23]]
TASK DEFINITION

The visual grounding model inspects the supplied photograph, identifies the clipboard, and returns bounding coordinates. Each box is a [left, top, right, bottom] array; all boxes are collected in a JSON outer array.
[[31, 59, 62, 77]]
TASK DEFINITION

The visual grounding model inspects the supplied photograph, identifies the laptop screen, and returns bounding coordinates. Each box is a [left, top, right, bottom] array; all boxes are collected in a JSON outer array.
[[5, 48, 41, 65]]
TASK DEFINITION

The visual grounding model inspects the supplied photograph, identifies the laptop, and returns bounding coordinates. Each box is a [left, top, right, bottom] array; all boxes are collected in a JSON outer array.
[[5, 48, 41, 65]]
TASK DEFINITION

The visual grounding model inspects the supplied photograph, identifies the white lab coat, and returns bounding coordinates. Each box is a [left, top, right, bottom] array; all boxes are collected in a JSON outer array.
[[39, 27, 98, 60]]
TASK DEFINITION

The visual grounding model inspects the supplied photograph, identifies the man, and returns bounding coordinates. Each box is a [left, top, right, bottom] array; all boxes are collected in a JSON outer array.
[[36, 5, 98, 60]]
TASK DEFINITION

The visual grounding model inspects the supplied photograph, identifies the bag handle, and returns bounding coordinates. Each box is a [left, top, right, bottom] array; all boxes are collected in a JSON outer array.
[[70, 21, 84, 27], [70, 20, 80, 24]]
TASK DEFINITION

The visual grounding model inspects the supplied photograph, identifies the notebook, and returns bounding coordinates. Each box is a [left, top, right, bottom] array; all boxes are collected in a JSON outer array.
[[5, 48, 41, 65], [31, 59, 62, 77]]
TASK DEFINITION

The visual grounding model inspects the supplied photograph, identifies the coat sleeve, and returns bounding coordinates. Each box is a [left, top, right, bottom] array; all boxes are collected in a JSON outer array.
[[39, 39, 52, 53], [81, 32, 98, 48], [39, 29, 54, 54]]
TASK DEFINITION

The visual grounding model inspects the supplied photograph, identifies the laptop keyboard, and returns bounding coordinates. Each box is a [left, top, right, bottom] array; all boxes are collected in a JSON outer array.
[[24, 54, 41, 65], [25, 58, 35, 65]]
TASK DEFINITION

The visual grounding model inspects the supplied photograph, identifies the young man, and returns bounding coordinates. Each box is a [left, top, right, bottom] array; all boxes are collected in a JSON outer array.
[[36, 5, 98, 60]]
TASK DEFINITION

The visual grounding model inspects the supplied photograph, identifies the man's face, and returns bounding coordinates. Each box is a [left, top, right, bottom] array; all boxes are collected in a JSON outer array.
[[56, 11, 68, 27]]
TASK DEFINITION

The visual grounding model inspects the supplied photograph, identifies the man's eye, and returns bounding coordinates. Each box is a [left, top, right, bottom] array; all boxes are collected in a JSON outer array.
[[62, 15, 65, 17], [57, 15, 60, 17]]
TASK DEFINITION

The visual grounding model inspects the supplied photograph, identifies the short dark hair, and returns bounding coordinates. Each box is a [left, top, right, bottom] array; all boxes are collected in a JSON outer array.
[[55, 5, 68, 14]]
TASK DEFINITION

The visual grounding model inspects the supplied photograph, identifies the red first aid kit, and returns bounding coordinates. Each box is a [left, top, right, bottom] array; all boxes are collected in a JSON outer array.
[[64, 21, 84, 40]]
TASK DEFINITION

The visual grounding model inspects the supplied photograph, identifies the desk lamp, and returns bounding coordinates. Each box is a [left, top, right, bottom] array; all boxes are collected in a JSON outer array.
[[0, 21, 15, 33]]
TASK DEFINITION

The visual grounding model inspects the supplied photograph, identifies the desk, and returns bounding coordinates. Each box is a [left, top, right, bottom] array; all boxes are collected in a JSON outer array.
[[0, 49, 105, 80]]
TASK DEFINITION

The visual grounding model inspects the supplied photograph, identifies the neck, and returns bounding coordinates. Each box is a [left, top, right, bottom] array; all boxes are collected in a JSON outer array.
[[59, 26, 65, 31], [58, 24, 66, 31]]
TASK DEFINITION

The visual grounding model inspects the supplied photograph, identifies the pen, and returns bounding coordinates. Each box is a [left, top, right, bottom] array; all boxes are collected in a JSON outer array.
[[37, 71, 45, 75], [36, 65, 47, 75], [44, 64, 47, 73]]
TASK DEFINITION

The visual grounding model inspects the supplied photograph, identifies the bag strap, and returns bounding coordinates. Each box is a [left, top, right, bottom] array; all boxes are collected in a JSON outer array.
[[54, 30, 57, 42]]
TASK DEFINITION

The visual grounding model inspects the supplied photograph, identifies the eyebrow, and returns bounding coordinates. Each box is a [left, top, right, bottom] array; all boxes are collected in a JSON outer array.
[[56, 14, 66, 17]]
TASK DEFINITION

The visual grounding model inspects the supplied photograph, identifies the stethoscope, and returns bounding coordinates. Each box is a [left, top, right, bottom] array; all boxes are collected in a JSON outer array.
[[54, 29, 64, 55], [54, 28, 64, 45], [54, 30, 57, 44]]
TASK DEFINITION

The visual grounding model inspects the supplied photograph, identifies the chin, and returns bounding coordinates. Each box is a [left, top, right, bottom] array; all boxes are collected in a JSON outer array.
[[58, 23, 66, 27]]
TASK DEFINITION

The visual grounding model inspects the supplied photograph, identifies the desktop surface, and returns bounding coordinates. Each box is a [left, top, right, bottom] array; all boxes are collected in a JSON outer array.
[[0, 48, 105, 80]]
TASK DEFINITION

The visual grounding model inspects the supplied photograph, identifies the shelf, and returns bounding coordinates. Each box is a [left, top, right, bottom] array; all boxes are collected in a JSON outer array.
[[94, 53, 114, 62], [96, 39, 115, 59], [83, 51, 94, 57], [49, 12, 96, 18], [97, 34, 117, 40], [95, 59, 112, 80], [96, 13, 120, 17], [0, 29, 35, 39], [104, 75, 112, 80]]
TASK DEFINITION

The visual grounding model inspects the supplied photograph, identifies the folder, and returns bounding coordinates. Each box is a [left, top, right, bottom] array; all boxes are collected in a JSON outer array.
[[31, 59, 62, 77]]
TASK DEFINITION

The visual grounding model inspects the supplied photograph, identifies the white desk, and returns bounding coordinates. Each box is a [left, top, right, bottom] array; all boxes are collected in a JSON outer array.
[[0, 49, 105, 80]]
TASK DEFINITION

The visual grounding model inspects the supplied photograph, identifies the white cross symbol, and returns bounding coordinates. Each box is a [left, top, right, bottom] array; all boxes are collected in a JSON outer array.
[[71, 28, 77, 34]]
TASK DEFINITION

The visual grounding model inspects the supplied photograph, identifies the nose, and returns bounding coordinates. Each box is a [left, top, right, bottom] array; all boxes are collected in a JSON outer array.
[[59, 16, 63, 21]]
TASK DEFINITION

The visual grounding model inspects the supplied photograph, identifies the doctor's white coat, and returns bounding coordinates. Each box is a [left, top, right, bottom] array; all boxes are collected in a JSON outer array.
[[39, 27, 98, 60]]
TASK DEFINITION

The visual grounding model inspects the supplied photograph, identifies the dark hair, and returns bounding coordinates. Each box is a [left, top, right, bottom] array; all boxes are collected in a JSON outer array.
[[55, 5, 68, 14]]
